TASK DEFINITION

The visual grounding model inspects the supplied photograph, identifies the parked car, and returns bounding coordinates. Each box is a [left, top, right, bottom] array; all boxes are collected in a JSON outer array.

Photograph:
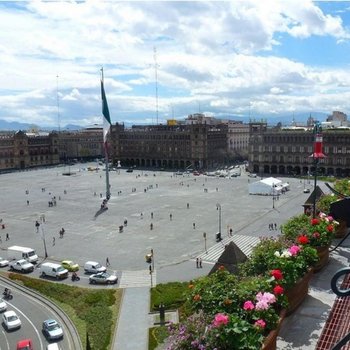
[[126, 168, 133, 173], [40, 262, 68, 279], [303, 188, 311, 193], [17, 339, 33, 350], [84, 261, 106, 274], [2, 310, 21, 330], [248, 173, 257, 178], [9, 259, 34, 273], [42, 319, 63, 340], [0, 257, 9, 267], [0, 298, 7, 312], [89, 272, 118, 285], [61, 260, 79, 272]]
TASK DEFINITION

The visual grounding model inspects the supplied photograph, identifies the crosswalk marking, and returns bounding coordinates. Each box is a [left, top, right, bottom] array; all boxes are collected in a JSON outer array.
[[119, 269, 156, 288], [196, 234, 260, 264]]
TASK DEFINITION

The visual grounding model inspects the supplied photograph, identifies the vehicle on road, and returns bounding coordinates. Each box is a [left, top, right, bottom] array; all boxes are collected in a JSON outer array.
[[0, 257, 9, 267], [47, 343, 61, 350], [42, 319, 63, 340], [0, 298, 7, 312], [89, 272, 118, 285], [2, 310, 21, 330], [84, 261, 106, 274], [126, 168, 133, 173], [9, 259, 34, 273], [7, 246, 38, 264], [17, 339, 33, 350], [248, 173, 257, 178], [61, 260, 79, 272], [303, 188, 311, 193], [40, 262, 68, 279]]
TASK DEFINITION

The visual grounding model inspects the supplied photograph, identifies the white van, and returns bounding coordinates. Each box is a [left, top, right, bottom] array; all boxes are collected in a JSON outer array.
[[7, 246, 38, 263], [40, 262, 68, 279], [47, 343, 61, 350], [84, 261, 106, 274]]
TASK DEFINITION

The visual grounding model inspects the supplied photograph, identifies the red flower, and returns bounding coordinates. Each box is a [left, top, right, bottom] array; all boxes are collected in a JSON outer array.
[[311, 218, 320, 225], [298, 235, 309, 244], [326, 225, 334, 232], [218, 265, 225, 271], [270, 269, 283, 280], [273, 285, 284, 295]]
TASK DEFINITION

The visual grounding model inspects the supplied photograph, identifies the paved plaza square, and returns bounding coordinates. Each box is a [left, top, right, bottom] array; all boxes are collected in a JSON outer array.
[[0, 164, 308, 282]]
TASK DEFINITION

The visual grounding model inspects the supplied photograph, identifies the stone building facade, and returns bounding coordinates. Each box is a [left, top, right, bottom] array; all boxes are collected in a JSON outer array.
[[58, 127, 104, 161], [0, 131, 59, 172], [109, 122, 228, 169], [248, 121, 350, 177]]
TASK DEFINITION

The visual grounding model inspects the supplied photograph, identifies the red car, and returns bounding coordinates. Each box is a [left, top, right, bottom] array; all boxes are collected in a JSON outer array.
[[17, 339, 33, 350]]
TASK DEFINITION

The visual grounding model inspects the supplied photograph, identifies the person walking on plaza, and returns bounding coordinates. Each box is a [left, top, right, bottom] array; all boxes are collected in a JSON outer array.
[[5, 233, 9, 241], [52, 237, 55, 246], [193, 222, 196, 229], [196, 258, 199, 268], [170, 213, 173, 221], [199, 258, 202, 268], [106, 257, 110, 267], [35, 220, 40, 233]]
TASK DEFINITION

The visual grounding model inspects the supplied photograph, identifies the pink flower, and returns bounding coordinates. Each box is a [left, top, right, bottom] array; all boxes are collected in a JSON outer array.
[[312, 231, 320, 239], [288, 245, 300, 256], [212, 313, 229, 328], [256, 292, 276, 304], [255, 300, 269, 310], [254, 319, 266, 329], [327, 216, 334, 222], [243, 300, 255, 310]]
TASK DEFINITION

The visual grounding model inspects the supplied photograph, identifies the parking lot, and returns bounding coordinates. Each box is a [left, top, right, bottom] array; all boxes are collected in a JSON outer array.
[[0, 164, 309, 278]]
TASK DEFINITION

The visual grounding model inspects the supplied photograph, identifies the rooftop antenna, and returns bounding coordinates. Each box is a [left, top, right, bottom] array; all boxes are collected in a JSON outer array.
[[153, 47, 159, 125], [56, 74, 60, 133]]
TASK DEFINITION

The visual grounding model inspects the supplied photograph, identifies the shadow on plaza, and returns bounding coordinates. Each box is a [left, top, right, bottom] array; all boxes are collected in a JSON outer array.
[[93, 207, 108, 220]]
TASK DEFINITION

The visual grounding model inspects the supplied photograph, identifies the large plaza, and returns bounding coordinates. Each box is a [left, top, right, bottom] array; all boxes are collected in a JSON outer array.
[[0, 164, 311, 283]]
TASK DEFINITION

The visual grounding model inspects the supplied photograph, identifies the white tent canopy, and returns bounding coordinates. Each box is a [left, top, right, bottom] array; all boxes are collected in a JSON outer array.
[[248, 177, 284, 195]]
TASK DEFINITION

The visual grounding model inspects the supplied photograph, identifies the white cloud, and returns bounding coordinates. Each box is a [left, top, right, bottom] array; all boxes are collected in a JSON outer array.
[[0, 1, 349, 127]]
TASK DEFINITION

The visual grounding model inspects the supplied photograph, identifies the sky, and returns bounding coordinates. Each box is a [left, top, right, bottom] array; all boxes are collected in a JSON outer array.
[[2, 0, 350, 128]]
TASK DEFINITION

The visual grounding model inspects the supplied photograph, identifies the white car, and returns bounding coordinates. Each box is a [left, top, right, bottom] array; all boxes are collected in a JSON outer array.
[[9, 259, 34, 273], [0, 257, 9, 267], [2, 310, 21, 330], [0, 299, 7, 312]]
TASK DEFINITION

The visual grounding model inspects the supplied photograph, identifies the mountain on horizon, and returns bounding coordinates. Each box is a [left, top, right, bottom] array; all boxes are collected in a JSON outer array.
[[0, 112, 330, 131]]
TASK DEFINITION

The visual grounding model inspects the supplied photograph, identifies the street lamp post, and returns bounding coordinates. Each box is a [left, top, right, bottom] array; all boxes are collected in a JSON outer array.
[[40, 224, 48, 259], [216, 203, 222, 242], [151, 248, 154, 272]]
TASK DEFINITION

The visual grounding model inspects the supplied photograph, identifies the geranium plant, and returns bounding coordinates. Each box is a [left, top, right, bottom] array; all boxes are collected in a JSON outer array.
[[239, 236, 318, 289], [281, 213, 338, 247], [167, 267, 285, 350]]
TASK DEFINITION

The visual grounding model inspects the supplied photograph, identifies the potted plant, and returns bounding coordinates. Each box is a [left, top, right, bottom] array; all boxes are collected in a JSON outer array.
[[239, 236, 318, 315], [166, 268, 286, 350], [281, 213, 338, 272]]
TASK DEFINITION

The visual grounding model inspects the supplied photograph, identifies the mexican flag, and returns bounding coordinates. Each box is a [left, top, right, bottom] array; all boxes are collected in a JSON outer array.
[[101, 79, 111, 146]]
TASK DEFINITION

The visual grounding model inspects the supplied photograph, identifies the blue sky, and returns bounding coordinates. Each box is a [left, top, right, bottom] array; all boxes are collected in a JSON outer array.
[[1, 1, 350, 128]]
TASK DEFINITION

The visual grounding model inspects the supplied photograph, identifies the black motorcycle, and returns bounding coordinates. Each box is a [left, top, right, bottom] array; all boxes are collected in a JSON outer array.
[[3, 290, 13, 300], [71, 273, 80, 282]]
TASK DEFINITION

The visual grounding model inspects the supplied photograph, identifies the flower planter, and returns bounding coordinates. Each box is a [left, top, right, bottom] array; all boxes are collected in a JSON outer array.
[[261, 310, 286, 350], [285, 268, 313, 316], [334, 219, 348, 238], [313, 245, 330, 273]]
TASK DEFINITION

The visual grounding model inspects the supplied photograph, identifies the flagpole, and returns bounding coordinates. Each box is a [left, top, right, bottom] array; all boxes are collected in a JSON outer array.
[[101, 67, 111, 201]]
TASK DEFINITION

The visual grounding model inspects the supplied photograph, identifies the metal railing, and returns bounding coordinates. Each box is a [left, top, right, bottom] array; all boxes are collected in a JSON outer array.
[[330, 267, 350, 350]]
